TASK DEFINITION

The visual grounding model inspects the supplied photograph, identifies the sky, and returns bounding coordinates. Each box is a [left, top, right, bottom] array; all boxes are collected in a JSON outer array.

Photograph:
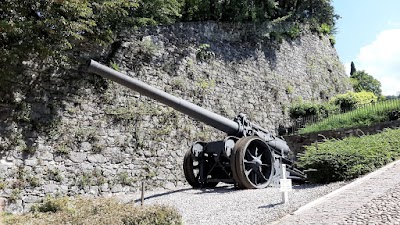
[[332, 0, 400, 96]]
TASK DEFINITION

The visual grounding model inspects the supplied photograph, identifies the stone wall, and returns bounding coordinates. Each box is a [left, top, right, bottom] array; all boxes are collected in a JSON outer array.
[[0, 21, 351, 212]]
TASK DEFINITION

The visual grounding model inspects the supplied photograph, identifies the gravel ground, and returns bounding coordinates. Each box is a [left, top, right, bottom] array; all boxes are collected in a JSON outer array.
[[121, 181, 348, 225]]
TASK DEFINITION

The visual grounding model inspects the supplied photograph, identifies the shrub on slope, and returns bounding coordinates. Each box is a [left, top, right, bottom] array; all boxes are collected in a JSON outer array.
[[298, 128, 400, 183]]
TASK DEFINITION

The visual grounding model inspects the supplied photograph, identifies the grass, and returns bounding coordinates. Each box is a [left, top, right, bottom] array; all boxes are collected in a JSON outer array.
[[298, 128, 400, 183], [299, 99, 400, 134], [3, 197, 183, 225]]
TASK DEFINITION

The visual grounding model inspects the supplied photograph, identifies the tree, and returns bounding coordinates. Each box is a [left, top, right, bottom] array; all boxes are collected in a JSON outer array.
[[135, 0, 183, 25], [350, 70, 382, 97], [350, 61, 356, 76], [0, 0, 139, 76], [0, 0, 186, 103]]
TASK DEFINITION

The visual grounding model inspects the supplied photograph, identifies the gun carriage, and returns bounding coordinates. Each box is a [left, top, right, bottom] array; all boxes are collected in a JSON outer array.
[[87, 60, 306, 189]]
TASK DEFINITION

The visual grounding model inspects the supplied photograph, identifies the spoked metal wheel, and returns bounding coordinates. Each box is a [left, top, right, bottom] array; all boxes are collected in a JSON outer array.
[[183, 149, 219, 188], [231, 136, 274, 189]]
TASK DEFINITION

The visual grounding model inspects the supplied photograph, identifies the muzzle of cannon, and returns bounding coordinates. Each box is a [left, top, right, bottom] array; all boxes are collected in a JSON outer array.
[[87, 60, 306, 189]]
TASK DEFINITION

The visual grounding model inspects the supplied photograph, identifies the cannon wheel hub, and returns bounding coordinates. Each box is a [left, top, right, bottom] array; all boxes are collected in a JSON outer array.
[[231, 136, 274, 189]]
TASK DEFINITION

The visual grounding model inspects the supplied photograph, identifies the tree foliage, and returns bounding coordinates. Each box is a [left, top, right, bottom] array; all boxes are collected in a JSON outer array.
[[350, 61, 356, 76], [0, 0, 139, 82], [181, 0, 338, 29], [135, 0, 184, 26], [0, 0, 184, 73], [350, 70, 382, 97], [0, 0, 339, 103]]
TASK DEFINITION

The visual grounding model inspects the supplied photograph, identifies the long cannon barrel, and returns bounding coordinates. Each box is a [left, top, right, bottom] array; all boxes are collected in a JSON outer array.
[[87, 60, 240, 135]]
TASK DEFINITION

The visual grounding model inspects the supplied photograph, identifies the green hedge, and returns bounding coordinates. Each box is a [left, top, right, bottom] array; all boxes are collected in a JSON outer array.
[[297, 128, 400, 183], [289, 102, 339, 119], [330, 91, 378, 112]]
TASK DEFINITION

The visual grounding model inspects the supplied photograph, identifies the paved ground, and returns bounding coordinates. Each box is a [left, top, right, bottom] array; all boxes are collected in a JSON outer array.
[[270, 160, 400, 225], [1, 161, 399, 225]]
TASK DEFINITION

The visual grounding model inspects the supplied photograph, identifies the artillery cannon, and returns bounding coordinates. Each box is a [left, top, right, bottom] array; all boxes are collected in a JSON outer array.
[[87, 60, 306, 189]]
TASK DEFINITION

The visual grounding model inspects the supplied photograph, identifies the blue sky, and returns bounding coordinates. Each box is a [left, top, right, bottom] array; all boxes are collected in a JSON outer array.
[[333, 0, 400, 96]]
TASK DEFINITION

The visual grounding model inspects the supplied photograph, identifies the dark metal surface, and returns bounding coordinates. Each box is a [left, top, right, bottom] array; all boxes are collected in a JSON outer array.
[[87, 59, 306, 189], [88, 60, 240, 135], [232, 136, 274, 189]]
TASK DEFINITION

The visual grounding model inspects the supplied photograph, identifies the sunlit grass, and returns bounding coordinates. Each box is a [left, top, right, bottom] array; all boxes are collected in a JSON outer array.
[[299, 99, 400, 134], [3, 197, 183, 225]]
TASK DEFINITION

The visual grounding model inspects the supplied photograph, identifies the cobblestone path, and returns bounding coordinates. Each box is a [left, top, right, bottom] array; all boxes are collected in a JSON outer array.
[[271, 160, 400, 225]]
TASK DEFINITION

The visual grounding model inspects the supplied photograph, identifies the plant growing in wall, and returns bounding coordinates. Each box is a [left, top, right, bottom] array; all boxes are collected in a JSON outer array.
[[48, 169, 63, 182], [329, 35, 336, 46], [55, 143, 70, 155], [196, 44, 215, 61], [25, 175, 41, 188], [318, 23, 332, 34], [77, 173, 92, 188], [0, 180, 7, 190], [118, 172, 133, 186], [286, 85, 294, 94], [170, 78, 186, 92], [196, 78, 216, 91], [9, 189, 21, 203], [285, 24, 301, 39], [268, 31, 284, 44], [92, 169, 107, 186], [138, 37, 158, 58], [110, 61, 120, 71]]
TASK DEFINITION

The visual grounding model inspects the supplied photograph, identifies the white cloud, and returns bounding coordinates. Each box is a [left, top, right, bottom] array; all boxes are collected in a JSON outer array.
[[353, 29, 400, 96], [344, 62, 351, 76]]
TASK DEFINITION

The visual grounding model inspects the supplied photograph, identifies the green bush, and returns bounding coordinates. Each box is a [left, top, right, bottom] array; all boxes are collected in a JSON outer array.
[[353, 91, 378, 104], [331, 91, 377, 112], [318, 23, 332, 34], [317, 103, 340, 118], [289, 102, 320, 119], [329, 35, 336, 46], [298, 128, 400, 183], [285, 24, 301, 39], [330, 92, 357, 111], [289, 102, 339, 119]]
